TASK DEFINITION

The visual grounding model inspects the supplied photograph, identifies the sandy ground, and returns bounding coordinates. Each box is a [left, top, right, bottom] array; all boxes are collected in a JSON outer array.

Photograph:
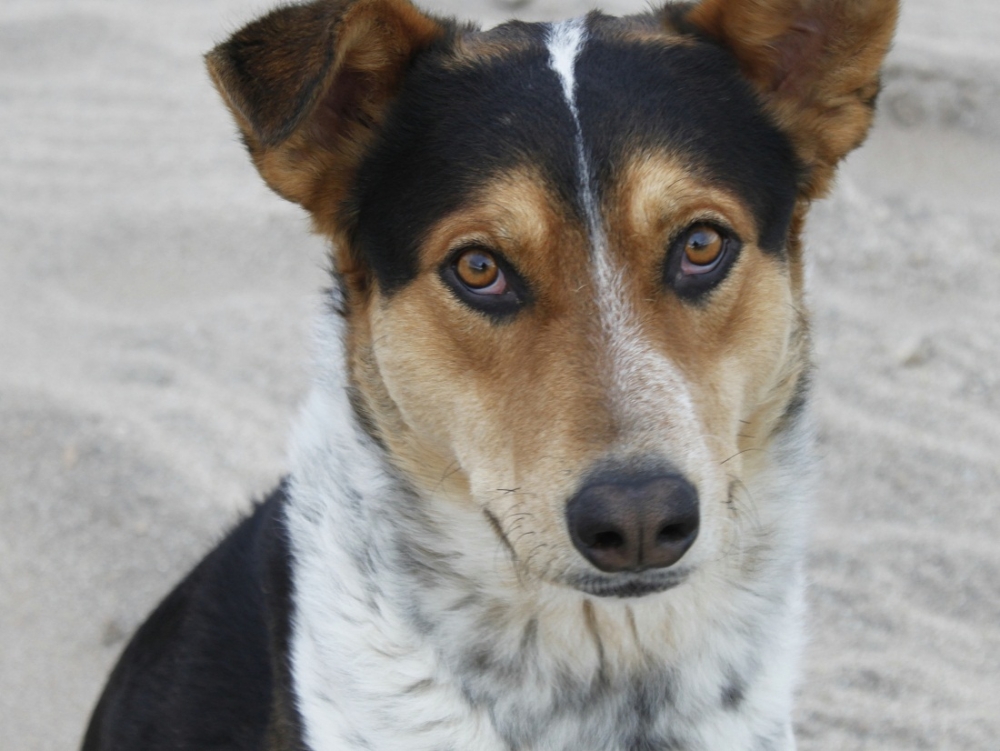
[[1, 1, 998, 749]]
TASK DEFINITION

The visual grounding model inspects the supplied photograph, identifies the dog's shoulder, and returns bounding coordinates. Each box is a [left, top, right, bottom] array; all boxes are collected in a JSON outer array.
[[82, 485, 304, 751]]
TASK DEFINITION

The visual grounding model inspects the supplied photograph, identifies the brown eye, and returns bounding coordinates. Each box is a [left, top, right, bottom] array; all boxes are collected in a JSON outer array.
[[455, 248, 505, 293], [443, 245, 526, 317], [667, 222, 740, 300], [683, 225, 724, 270]]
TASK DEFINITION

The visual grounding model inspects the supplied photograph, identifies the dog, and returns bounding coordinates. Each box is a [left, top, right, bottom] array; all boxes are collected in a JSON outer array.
[[81, 0, 898, 748]]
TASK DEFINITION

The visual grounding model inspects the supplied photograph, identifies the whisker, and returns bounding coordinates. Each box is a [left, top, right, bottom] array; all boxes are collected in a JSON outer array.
[[720, 447, 766, 465]]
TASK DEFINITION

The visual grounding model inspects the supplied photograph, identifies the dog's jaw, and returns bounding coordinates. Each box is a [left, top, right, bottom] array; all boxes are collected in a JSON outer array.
[[284, 304, 810, 751]]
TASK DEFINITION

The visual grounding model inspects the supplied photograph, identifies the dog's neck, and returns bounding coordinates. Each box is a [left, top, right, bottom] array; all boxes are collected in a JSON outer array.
[[282, 308, 805, 751]]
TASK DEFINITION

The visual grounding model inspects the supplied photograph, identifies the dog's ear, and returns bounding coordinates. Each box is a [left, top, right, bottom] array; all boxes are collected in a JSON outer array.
[[206, 0, 446, 213], [682, 0, 898, 197]]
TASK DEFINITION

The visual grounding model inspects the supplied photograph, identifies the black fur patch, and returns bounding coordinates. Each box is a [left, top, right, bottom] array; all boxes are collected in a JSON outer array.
[[722, 673, 746, 710], [82, 485, 306, 751]]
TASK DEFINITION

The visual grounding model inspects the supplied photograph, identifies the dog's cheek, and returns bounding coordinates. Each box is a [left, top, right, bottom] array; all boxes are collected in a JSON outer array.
[[365, 290, 512, 488], [686, 255, 802, 558], [680, 250, 796, 446], [724, 252, 803, 447], [368, 289, 595, 577]]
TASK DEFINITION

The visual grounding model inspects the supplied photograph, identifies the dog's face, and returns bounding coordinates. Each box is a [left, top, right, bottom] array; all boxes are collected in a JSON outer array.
[[345, 18, 808, 596], [208, 0, 897, 597]]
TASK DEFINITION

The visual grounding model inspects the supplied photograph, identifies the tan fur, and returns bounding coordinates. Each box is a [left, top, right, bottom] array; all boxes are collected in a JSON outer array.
[[448, 27, 535, 67]]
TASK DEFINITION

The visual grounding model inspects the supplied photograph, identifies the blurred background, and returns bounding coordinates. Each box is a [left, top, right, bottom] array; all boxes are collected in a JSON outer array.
[[1, 0, 997, 748]]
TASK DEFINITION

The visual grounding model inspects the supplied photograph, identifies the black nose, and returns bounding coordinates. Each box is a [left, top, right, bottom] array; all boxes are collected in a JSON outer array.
[[566, 473, 699, 573]]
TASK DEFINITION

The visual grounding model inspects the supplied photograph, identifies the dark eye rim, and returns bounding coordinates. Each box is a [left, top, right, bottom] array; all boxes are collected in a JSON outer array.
[[664, 222, 742, 301], [439, 244, 530, 319]]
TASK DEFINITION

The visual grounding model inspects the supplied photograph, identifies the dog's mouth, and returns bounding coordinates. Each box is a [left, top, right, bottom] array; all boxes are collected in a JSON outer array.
[[563, 567, 691, 598]]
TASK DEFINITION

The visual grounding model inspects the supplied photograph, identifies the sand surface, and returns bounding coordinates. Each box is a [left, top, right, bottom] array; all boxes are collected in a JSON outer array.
[[1, 1, 998, 749]]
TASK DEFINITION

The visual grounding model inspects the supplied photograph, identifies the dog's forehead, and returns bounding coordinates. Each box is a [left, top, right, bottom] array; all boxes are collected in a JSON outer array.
[[350, 13, 799, 293]]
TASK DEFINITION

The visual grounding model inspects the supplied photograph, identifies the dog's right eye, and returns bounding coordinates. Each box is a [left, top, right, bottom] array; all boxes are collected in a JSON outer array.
[[441, 246, 527, 318]]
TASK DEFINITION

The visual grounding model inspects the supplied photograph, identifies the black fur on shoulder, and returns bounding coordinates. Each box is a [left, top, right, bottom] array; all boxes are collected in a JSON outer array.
[[81, 484, 305, 751]]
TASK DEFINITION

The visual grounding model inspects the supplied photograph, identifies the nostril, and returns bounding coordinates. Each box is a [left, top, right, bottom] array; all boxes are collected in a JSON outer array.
[[591, 530, 625, 550], [656, 523, 692, 544]]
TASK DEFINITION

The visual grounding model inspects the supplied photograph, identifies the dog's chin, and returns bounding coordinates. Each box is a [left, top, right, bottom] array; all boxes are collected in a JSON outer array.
[[562, 567, 692, 599]]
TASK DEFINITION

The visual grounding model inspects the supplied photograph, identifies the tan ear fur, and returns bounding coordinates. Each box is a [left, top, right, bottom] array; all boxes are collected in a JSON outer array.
[[205, 0, 445, 215], [685, 0, 899, 197]]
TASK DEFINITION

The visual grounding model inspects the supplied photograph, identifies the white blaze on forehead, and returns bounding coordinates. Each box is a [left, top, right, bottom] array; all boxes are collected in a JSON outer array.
[[545, 19, 700, 441], [546, 18, 586, 113], [545, 18, 602, 243]]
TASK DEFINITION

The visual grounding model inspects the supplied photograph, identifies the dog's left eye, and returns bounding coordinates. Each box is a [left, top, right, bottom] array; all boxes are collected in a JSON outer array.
[[666, 223, 740, 299]]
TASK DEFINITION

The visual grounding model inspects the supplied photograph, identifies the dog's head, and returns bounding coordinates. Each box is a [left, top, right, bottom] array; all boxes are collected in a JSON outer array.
[[208, 0, 897, 598]]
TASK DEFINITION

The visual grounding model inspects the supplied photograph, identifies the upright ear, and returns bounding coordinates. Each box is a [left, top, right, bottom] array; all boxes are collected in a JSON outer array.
[[683, 0, 899, 197], [206, 0, 446, 216]]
